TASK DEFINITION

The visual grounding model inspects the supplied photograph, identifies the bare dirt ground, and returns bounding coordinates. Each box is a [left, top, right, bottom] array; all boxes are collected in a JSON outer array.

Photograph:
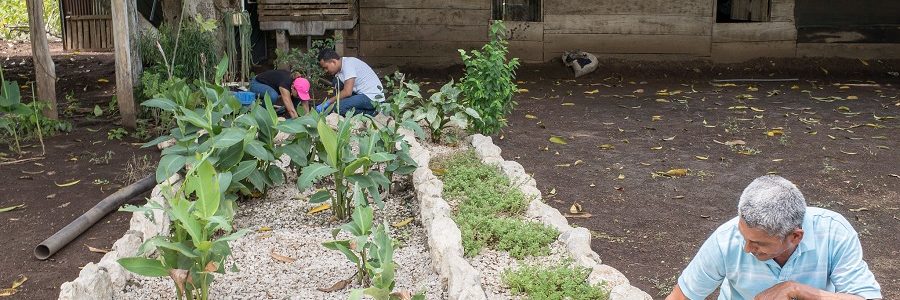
[[487, 58, 900, 299], [0, 41, 158, 299]]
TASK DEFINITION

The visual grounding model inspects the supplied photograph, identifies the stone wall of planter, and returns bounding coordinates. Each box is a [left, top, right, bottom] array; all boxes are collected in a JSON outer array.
[[58, 175, 182, 300]]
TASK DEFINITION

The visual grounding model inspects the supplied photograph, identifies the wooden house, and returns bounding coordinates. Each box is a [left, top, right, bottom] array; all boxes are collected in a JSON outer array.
[[258, 0, 899, 66]]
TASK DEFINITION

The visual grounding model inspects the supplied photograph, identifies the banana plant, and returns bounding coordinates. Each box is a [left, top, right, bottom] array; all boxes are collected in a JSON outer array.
[[297, 111, 397, 220], [0, 65, 31, 154], [119, 155, 249, 300]]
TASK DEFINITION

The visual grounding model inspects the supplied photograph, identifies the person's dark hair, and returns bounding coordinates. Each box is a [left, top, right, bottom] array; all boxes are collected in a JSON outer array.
[[317, 48, 341, 62]]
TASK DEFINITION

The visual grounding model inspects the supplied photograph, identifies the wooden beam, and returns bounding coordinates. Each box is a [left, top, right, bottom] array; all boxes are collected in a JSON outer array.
[[26, 0, 58, 120], [111, 0, 136, 128]]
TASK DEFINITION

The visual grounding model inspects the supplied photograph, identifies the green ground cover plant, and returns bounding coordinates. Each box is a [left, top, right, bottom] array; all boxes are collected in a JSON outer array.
[[435, 151, 557, 258], [502, 261, 609, 300]]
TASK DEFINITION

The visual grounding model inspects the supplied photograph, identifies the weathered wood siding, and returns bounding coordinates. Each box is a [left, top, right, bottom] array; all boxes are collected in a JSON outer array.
[[357, 0, 490, 66], [711, 0, 797, 61], [542, 0, 714, 59]]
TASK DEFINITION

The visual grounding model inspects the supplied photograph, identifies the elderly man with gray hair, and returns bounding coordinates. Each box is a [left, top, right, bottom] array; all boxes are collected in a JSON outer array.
[[667, 175, 882, 300]]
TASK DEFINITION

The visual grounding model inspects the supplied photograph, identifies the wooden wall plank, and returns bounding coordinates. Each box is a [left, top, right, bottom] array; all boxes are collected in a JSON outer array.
[[359, 0, 488, 9], [543, 33, 711, 55], [712, 41, 796, 62], [362, 55, 463, 67], [505, 21, 543, 41], [508, 40, 543, 62], [770, 0, 794, 22], [713, 22, 796, 42], [544, 14, 711, 35], [543, 0, 712, 17], [360, 24, 487, 41], [360, 40, 485, 57], [360, 8, 490, 25]]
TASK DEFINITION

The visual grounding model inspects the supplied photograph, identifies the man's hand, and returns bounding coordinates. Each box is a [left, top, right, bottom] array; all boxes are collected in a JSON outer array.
[[755, 282, 798, 300], [756, 281, 866, 300]]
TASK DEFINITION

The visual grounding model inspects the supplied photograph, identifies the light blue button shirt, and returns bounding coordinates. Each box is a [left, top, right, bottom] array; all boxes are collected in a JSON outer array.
[[678, 207, 882, 300]]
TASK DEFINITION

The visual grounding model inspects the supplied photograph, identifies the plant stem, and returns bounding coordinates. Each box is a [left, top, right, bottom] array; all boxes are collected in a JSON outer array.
[[335, 175, 345, 220], [30, 82, 45, 155]]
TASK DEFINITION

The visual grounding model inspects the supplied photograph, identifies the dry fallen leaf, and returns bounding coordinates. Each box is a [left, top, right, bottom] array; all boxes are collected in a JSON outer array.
[[516, 88, 529, 93], [598, 144, 615, 150], [0, 204, 25, 213], [307, 203, 331, 215], [573, 160, 584, 166], [525, 114, 537, 119], [846, 95, 858, 100], [204, 261, 219, 272], [724, 140, 746, 146], [651, 115, 662, 121], [569, 203, 583, 214], [549, 136, 567, 145], [650, 146, 663, 150], [318, 278, 351, 292], [563, 213, 593, 218], [258, 226, 272, 232], [97, 78, 109, 83], [662, 136, 676, 141], [664, 169, 689, 177], [584, 89, 600, 94], [849, 207, 868, 212], [695, 156, 709, 160], [392, 217, 414, 228], [555, 163, 571, 167], [766, 129, 784, 137], [270, 250, 297, 263], [840, 150, 858, 155], [430, 168, 447, 176], [549, 188, 557, 195], [617, 174, 625, 180], [54, 180, 81, 187], [561, 102, 575, 106], [86, 245, 110, 254]]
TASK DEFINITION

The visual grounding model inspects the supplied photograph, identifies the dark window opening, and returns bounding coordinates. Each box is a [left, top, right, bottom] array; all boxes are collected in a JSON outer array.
[[492, 0, 541, 22], [717, 0, 771, 22]]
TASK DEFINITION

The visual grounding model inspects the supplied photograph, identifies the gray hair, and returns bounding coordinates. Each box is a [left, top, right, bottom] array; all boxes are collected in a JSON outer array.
[[737, 175, 806, 238]]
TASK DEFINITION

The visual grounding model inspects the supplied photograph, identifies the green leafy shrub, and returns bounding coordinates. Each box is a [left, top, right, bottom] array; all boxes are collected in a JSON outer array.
[[139, 18, 219, 82], [502, 262, 609, 300], [119, 155, 249, 300], [0, 0, 60, 40], [1, 67, 70, 154], [298, 111, 416, 220], [380, 73, 480, 143], [458, 20, 520, 136], [436, 151, 557, 258]]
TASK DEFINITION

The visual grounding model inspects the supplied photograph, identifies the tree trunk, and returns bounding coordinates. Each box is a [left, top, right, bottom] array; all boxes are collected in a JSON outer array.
[[26, 0, 58, 119]]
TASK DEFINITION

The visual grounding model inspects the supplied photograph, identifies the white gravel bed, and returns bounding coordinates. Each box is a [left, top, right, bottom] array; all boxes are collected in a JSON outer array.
[[116, 170, 446, 300], [469, 241, 571, 299]]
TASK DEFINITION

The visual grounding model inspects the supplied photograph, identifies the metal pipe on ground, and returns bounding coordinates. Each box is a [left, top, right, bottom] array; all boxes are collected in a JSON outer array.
[[34, 175, 157, 260]]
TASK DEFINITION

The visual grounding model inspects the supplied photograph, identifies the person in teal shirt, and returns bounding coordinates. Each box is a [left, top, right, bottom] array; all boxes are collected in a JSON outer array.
[[667, 175, 882, 300]]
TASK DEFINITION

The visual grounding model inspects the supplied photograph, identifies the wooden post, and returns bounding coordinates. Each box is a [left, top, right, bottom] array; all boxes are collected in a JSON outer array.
[[111, 0, 137, 128], [334, 30, 345, 56], [26, 0, 58, 120]]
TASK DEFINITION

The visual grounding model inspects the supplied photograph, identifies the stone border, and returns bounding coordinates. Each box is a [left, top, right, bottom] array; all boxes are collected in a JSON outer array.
[[58, 174, 181, 300], [399, 129, 489, 300], [469, 134, 652, 300]]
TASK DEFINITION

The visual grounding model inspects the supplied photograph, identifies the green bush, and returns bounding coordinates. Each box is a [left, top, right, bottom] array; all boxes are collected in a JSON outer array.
[[0, 0, 60, 40], [436, 151, 557, 258], [502, 262, 609, 300], [139, 20, 219, 82], [458, 21, 520, 136]]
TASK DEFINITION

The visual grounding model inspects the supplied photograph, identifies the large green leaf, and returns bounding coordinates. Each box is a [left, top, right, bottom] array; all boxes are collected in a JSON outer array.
[[317, 118, 339, 166], [347, 174, 375, 189], [351, 205, 374, 236], [322, 240, 359, 265], [156, 155, 186, 183], [0, 80, 21, 107], [141, 237, 198, 258], [215, 142, 244, 170], [342, 157, 371, 176], [309, 189, 332, 203], [247, 169, 266, 192], [267, 166, 285, 186], [368, 152, 396, 163], [297, 163, 337, 190], [193, 160, 220, 219], [232, 160, 257, 181], [214, 55, 229, 85], [245, 140, 275, 161], [142, 134, 172, 148], [212, 127, 246, 149], [275, 118, 309, 134], [117, 257, 169, 277], [169, 197, 204, 245], [279, 142, 309, 167], [177, 107, 212, 132], [141, 98, 178, 112]]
